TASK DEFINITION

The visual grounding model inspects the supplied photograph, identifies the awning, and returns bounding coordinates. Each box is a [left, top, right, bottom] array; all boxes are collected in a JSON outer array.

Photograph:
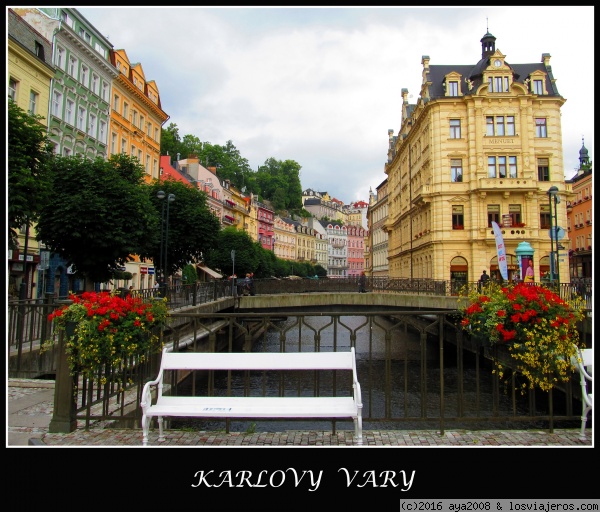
[[198, 265, 223, 279]]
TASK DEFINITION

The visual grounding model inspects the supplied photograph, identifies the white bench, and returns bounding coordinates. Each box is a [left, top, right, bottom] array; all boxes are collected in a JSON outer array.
[[140, 347, 363, 446]]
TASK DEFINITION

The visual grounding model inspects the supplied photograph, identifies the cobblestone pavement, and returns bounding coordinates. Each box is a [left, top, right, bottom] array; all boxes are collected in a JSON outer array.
[[8, 379, 593, 447]]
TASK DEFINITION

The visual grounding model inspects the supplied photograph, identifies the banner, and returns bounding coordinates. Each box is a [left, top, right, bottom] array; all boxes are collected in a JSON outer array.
[[491, 221, 508, 281]]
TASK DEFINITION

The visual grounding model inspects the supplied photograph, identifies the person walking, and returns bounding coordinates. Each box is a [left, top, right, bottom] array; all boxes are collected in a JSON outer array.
[[249, 272, 256, 296], [524, 259, 535, 284], [358, 272, 367, 293], [478, 270, 490, 291]]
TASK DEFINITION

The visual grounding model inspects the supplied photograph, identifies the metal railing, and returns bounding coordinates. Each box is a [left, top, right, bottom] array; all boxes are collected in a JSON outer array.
[[44, 310, 588, 435]]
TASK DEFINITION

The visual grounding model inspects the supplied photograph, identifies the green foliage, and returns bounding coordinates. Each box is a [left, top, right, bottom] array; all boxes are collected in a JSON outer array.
[[203, 227, 259, 277], [140, 179, 221, 277], [36, 154, 155, 283], [7, 100, 53, 249], [182, 263, 198, 285], [256, 158, 303, 212]]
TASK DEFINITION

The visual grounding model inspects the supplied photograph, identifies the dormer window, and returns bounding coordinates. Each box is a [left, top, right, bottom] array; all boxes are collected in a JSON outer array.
[[527, 71, 548, 95], [443, 72, 463, 97]]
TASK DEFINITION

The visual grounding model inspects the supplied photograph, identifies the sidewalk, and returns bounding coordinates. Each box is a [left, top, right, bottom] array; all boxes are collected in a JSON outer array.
[[7, 378, 593, 447]]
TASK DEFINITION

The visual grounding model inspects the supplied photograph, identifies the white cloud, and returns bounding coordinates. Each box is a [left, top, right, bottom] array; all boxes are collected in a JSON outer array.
[[78, 6, 594, 202]]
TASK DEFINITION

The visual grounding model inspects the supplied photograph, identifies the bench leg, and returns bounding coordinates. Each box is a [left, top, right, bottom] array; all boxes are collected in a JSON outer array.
[[158, 416, 165, 442], [580, 406, 592, 439], [141, 414, 149, 446], [354, 415, 363, 446]]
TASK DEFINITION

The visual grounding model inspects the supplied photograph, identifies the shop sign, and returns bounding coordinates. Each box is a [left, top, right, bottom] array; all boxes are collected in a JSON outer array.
[[148, 267, 154, 275], [140, 267, 148, 274]]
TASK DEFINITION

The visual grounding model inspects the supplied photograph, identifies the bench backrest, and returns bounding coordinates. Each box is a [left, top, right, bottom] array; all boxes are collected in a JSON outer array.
[[159, 348, 356, 372]]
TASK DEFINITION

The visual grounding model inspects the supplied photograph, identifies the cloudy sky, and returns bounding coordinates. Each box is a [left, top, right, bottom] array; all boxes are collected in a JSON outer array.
[[78, 6, 594, 203]]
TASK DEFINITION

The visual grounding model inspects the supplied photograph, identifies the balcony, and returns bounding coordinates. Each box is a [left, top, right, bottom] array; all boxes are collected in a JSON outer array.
[[452, 225, 464, 230], [222, 215, 235, 225]]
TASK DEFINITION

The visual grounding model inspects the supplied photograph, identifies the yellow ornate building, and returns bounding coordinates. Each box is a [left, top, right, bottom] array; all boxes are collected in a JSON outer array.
[[108, 49, 167, 182], [384, 31, 571, 286]]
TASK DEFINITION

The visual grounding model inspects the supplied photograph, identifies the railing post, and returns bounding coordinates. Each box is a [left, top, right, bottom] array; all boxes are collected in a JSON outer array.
[[48, 321, 77, 433]]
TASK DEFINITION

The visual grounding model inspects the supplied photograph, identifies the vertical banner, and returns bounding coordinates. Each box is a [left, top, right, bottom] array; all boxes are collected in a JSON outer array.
[[491, 221, 508, 281]]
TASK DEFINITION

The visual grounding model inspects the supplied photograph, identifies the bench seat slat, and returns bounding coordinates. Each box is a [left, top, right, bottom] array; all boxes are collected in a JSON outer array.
[[159, 351, 354, 371], [147, 396, 357, 418]]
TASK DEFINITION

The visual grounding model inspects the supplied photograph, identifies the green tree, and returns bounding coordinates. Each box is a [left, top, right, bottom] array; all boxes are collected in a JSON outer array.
[[203, 227, 259, 277], [36, 154, 156, 283], [182, 263, 198, 285], [7, 100, 53, 249], [140, 179, 221, 278], [256, 158, 302, 212], [160, 122, 182, 158]]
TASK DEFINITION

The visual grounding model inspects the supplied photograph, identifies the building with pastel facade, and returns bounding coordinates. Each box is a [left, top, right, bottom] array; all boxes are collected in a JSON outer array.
[[108, 49, 167, 182], [8, 8, 55, 299], [384, 31, 571, 285], [367, 179, 389, 278], [566, 140, 592, 280]]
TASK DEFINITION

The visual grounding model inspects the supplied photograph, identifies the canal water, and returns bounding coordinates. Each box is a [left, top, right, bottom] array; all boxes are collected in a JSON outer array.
[[172, 315, 578, 432]]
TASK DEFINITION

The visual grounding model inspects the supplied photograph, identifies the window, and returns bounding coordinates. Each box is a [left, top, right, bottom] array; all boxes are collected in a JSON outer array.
[[146, 155, 151, 173], [63, 146, 72, 157], [77, 106, 86, 131], [452, 205, 464, 229], [91, 73, 99, 94], [147, 122, 152, 136], [488, 156, 517, 178], [123, 102, 129, 119], [449, 119, 461, 139], [61, 11, 73, 27], [34, 41, 45, 60], [55, 47, 65, 69], [448, 81, 459, 96], [52, 90, 62, 117], [139, 115, 144, 130], [488, 75, 510, 92], [487, 205, 500, 228], [78, 27, 91, 44], [80, 64, 89, 88], [535, 118, 547, 138], [94, 42, 106, 58], [488, 156, 497, 178], [68, 56, 78, 78], [121, 138, 127, 154], [154, 127, 159, 140], [533, 80, 543, 94], [88, 113, 96, 137], [508, 204, 522, 226], [113, 94, 120, 113], [451, 159, 463, 182], [540, 204, 551, 229], [132, 110, 138, 126], [101, 82, 108, 101], [9, 77, 18, 101], [486, 115, 515, 136], [508, 156, 517, 178], [98, 120, 106, 144], [138, 149, 143, 161], [29, 90, 38, 114], [537, 158, 550, 181], [65, 99, 74, 124], [111, 133, 117, 154]]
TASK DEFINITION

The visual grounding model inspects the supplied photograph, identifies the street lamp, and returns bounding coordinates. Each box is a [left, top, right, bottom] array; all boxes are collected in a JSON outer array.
[[547, 186, 560, 289], [157, 190, 175, 296]]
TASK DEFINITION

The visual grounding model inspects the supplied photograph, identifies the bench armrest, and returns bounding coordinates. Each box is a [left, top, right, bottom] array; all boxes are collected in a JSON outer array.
[[141, 374, 162, 409]]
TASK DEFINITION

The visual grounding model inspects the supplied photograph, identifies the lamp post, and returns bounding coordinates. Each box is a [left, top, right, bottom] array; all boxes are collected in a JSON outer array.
[[157, 190, 175, 296], [547, 186, 560, 289]]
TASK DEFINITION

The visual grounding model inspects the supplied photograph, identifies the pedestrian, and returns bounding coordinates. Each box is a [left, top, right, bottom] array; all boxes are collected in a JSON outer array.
[[524, 259, 535, 284], [478, 270, 490, 291], [249, 272, 256, 296], [358, 272, 366, 293], [243, 273, 251, 296]]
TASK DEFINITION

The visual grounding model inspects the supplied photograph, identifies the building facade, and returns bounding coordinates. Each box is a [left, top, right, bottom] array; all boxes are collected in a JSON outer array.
[[8, 8, 55, 299], [384, 31, 571, 285], [367, 179, 389, 278], [566, 140, 592, 280], [108, 48, 167, 181]]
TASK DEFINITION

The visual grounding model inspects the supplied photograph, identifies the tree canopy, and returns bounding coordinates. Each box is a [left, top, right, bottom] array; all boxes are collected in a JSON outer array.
[[36, 154, 156, 283], [7, 100, 53, 249], [139, 179, 221, 278]]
